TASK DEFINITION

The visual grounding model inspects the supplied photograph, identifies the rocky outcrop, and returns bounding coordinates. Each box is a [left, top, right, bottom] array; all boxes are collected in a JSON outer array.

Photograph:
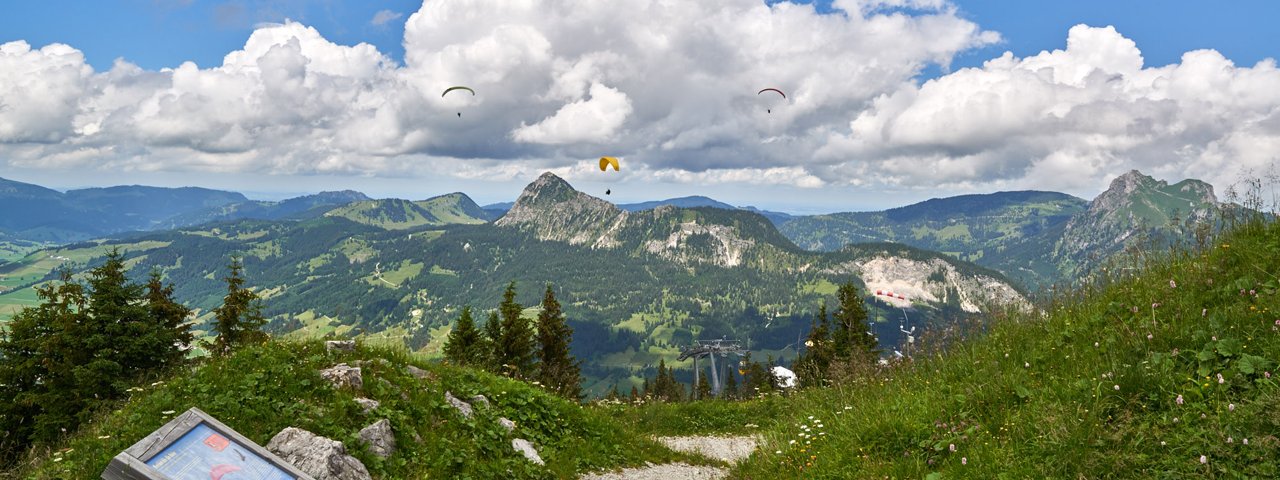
[[325, 340, 355, 352], [495, 172, 628, 248], [355, 398, 380, 414], [320, 364, 363, 390], [267, 427, 371, 480], [823, 254, 1030, 313], [512, 438, 544, 465], [470, 394, 490, 408], [358, 419, 396, 459], [445, 391, 473, 418], [499, 417, 516, 433]]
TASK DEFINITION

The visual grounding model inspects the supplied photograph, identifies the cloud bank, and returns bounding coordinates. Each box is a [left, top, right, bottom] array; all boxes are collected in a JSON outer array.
[[0, 1, 1274, 196]]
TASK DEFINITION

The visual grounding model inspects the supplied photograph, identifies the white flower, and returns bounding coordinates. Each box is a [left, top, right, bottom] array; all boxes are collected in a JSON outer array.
[[789, 440, 796, 445], [1024, 362, 1030, 368], [949, 443, 956, 452], [1228, 403, 1235, 411], [161, 410, 175, 415], [1200, 455, 1207, 464], [775, 450, 782, 454], [1244, 438, 1249, 445]]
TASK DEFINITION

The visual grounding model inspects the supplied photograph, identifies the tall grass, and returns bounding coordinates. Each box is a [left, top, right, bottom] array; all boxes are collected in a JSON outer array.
[[733, 211, 1280, 477]]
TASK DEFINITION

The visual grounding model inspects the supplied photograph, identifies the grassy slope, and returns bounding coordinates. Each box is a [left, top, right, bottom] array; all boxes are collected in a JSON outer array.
[[733, 217, 1280, 478], [5, 341, 700, 479]]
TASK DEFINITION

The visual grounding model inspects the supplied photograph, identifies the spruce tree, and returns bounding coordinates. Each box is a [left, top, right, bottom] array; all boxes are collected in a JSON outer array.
[[535, 284, 582, 399], [444, 306, 488, 367], [494, 282, 535, 378], [483, 310, 502, 371], [208, 257, 267, 355], [795, 302, 833, 387], [723, 367, 739, 399], [0, 271, 88, 454], [696, 369, 712, 400], [143, 269, 194, 370], [831, 280, 876, 363], [629, 385, 640, 401]]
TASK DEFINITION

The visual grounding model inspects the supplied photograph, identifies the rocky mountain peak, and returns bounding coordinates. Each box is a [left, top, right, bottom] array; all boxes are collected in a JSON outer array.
[[495, 172, 624, 247]]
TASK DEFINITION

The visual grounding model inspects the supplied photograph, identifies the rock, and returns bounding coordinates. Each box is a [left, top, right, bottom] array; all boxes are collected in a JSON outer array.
[[470, 394, 490, 408], [405, 364, 434, 381], [358, 419, 396, 459], [267, 427, 371, 480], [320, 364, 363, 390], [325, 340, 355, 352], [511, 438, 544, 465], [445, 391, 472, 418], [498, 417, 516, 433], [354, 397, 380, 414]]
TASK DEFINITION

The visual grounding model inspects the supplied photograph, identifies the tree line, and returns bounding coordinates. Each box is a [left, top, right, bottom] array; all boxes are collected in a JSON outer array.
[[443, 282, 583, 400], [0, 251, 267, 464]]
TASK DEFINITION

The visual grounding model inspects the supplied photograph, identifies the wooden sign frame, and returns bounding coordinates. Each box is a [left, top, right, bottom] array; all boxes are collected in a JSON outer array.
[[101, 407, 313, 480]]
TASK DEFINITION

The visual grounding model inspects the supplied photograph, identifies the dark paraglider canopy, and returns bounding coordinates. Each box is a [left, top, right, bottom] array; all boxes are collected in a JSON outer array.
[[758, 88, 785, 113], [606, 189, 611, 195], [443, 86, 476, 117]]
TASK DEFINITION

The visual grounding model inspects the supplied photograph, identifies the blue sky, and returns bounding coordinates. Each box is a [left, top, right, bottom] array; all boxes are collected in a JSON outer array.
[[2, 1, 1278, 212], [7, 1, 1278, 75]]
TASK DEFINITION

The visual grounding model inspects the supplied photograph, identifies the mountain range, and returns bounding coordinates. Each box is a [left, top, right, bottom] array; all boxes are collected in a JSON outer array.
[[0, 170, 1224, 391]]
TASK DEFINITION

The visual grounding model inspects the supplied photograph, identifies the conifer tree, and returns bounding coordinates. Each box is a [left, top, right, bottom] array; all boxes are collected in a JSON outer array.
[[795, 302, 834, 387], [535, 284, 582, 399], [696, 369, 712, 400], [494, 282, 535, 378], [642, 377, 651, 399], [723, 367, 739, 399], [831, 280, 876, 363], [208, 257, 267, 355], [443, 306, 488, 366], [629, 385, 640, 401], [483, 310, 502, 370], [143, 269, 194, 370]]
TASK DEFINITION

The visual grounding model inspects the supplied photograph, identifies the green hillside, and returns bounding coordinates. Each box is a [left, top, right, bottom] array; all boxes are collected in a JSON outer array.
[[779, 191, 1089, 288], [730, 214, 1280, 477], [324, 193, 489, 230], [5, 340, 698, 479]]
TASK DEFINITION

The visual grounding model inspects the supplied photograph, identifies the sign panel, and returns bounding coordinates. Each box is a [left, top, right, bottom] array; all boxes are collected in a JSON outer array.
[[145, 423, 294, 480]]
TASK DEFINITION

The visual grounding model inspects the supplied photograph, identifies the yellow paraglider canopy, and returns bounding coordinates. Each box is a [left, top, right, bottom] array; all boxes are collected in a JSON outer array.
[[599, 156, 620, 171]]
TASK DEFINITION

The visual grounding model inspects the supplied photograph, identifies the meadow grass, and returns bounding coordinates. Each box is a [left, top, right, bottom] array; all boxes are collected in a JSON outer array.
[[4, 340, 699, 479], [731, 215, 1280, 478]]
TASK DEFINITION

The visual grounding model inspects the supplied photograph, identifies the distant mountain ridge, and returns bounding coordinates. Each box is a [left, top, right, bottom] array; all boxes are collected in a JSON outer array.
[[775, 170, 1223, 289], [0, 177, 248, 242]]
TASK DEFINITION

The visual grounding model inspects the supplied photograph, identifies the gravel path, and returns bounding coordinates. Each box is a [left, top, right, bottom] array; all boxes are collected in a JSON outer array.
[[579, 435, 757, 480]]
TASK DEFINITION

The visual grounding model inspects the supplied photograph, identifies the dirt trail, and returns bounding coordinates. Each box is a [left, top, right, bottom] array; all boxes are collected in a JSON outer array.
[[579, 435, 757, 480]]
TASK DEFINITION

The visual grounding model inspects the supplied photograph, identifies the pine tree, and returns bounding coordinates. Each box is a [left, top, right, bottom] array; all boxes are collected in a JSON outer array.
[[143, 269, 194, 370], [208, 257, 267, 356], [494, 282, 535, 378], [831, 280, 876, 363], [0, 271, 88, 454], [443, 306, 488, 366], [795, 302, 833, 387], [629, 385, 640, 401], [723, 366, 739, 400], [696, 368, 712, 400], [535, 284, 582, 399], [483, 310, 502, 371]]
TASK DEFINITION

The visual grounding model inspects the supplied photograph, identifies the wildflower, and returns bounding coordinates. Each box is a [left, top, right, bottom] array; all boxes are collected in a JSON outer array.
[[962, 457, 968, 465], [1147, 333, 1153, 340], [1161, 441, 1167, 446], [1229, 403, 1235, 411], [161, 410, 175, 415], [1024, 362, 1029, 368], [1173, 417, 1179, 423], [1170, 279, 1177, 288], [1244, 438, 1249, 445], [1228, 437, 1234, 443], [1094, 342, 1099, 347], [775, 450, 782, 454], [1266, 372, 1272, 379], [1176, 395, 1184, 405], [949, 443, 956, 452], [1200, 455, 1207, 464], [97, 435, 111, 439], [1152, 302, 1161, 309], [1114, 384, 1120, 391], [1202, 309, 1207, 317], [1131, 306, 1139, 314], [1250, 289, 1256, 296], [1217, 373, 1225, 384], [789, 440, 796, 445]]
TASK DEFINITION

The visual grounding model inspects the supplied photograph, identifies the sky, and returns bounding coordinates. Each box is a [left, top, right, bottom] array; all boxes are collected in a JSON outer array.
[[2, 0, 1279, 213]]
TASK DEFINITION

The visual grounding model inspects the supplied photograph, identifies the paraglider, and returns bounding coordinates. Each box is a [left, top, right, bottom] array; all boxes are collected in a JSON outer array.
[[442, 86, 476, 117], [599, 157, 619, 195], [757, 88, 786, 113]]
